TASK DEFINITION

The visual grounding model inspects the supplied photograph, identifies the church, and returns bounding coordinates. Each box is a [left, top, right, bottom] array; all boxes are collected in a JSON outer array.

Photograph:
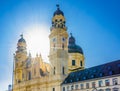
[[13, 5, 84, 91], [13, 5, 120, 91]]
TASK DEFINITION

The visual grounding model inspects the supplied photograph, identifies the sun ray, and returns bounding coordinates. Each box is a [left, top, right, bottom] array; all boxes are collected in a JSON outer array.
[[23, 23, 50, 62]]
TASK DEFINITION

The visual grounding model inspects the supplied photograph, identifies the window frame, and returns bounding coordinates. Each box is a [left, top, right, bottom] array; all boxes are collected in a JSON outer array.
[[72, 60, 75, 66], [105, 79, 110, 86]]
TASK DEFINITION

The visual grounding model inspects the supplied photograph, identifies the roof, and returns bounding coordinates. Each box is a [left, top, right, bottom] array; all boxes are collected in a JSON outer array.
[[18, 38, 26, 43], [63, 60, 120, 84], [18, 34, 26, 43], [53, 4, 64, 16], [68, 33, 83, 54]]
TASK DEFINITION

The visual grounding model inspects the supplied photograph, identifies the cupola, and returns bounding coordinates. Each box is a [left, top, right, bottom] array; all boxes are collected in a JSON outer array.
[[53, 4, 64, 16], [68, 33, 83, 54]]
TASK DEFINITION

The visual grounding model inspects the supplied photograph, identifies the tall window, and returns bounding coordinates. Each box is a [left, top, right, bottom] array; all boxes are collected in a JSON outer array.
[[80, 61, 83, 66], [80, 84, 84, 89], [72, 60, 75, 66], [105, 79, 110, 86], [54, 67, 55, 75], [63, 87, 65, 91], [98, 80, 103, 87], [62, 67, 65, 75], [28, 71, 31, 80], [71, 85, 74, 90], [86, 83, 89, 89], [113, 78, 118, 85], [92, 82, 96, 88]]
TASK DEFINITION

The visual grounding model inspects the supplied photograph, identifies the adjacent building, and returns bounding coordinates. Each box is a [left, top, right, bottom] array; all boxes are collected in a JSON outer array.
[[62, 60, 120, 91]]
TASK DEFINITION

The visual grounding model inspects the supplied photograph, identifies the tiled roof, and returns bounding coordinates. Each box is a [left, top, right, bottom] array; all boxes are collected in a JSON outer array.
[[63, 60, 120, 84]]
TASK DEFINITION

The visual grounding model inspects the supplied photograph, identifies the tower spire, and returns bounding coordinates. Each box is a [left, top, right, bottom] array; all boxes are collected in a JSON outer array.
[[20, 34, 23, 38], [56, 4, 59, 9]]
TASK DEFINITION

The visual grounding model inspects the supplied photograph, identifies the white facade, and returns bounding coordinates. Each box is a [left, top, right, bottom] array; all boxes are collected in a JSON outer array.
[[62, 74, 120, 91]]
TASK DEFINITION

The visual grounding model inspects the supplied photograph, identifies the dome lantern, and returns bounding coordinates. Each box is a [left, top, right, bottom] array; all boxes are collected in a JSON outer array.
[[53, 4, 64, 16], [68, 33, 83, 54], [18, 34, 26, 43]]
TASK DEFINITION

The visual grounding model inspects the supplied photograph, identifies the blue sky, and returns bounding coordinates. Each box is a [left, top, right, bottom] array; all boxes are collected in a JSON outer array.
[[0, 0, 120, 90]]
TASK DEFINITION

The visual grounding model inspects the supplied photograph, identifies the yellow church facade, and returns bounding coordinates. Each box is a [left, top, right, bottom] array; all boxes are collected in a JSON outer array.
[[13, 5, 84, 91]]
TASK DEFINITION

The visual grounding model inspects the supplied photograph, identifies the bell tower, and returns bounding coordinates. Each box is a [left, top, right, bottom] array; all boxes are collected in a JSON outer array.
[[49, 4, 68, 75], [15, 34, 27, 61], [14, 34, 27, 84], [48, 5, 68, 91]]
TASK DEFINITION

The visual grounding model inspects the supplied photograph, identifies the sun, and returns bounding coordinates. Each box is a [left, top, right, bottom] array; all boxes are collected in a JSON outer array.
[[23, 23, 50, 62]]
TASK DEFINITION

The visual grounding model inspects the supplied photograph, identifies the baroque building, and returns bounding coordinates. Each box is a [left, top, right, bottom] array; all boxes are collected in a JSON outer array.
[[13, 5, 84, 91], [13, 5, 120, 91]]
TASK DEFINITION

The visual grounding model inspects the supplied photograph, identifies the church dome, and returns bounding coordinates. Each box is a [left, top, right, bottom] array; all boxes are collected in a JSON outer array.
[[53, 4, 64, 16], [18, 34, 26, 43], [68, 33, 83, 54]]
